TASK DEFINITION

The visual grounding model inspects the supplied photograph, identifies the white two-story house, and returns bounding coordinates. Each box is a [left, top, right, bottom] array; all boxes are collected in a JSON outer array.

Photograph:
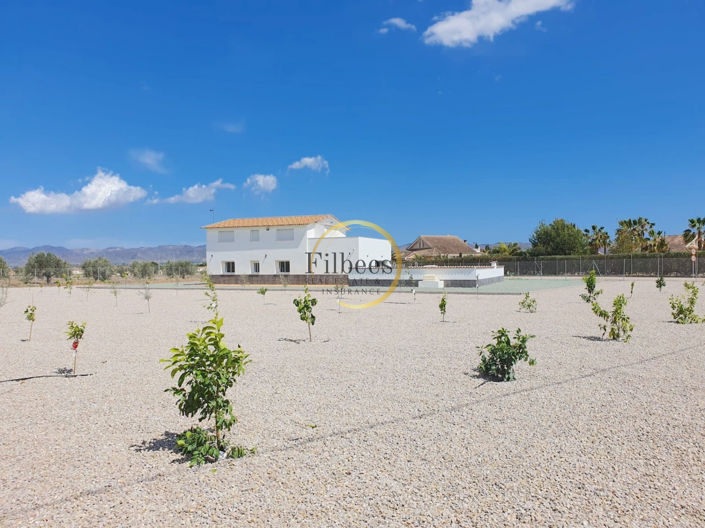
[[203, 214, 392, 284]]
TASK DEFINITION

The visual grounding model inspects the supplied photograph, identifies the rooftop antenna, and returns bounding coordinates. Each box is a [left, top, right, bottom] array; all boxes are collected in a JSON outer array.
[[209, 209, 215, 223]]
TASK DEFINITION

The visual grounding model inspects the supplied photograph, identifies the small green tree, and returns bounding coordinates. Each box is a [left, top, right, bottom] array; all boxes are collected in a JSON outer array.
[[138, 282, 152, 313], [629, 281, 635, 298], [63, 274, 73, 295], [24, 252, 70, 284], [591, 294, 633, 341], [81, 257, 113, 281], [203, 272, 218, 313], [110, 281, 119, 306], [478, 328, 536, 382], [439, 292, 447, 322], [24, 305, 36, 341], [580, 270, 602, 303], [669, 282, 702, 324], [518, 292, 537, 313], [66, 321, 87, 374], [656, 276, 666, 292], [162, 316, 251, 465], [293, 286, 318, 342], [257, 287, 268, 303]]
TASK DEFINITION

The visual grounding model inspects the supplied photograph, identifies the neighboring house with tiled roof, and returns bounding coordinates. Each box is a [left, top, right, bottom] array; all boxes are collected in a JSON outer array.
[[203, 215, 391, 283], [403, 235, 482, 260], [664, 235, 698, 253]]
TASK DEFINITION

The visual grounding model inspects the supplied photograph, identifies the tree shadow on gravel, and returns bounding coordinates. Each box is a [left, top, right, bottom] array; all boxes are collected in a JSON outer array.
[[572, 335, 608, 342], [131, 432, 189, 464], [278, 337, 306, 344], [0, 373, 93, 384]]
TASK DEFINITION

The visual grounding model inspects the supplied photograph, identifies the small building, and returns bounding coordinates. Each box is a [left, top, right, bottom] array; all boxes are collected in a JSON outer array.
[[403, 235, 481, 261], [203, 214, 391, 284]]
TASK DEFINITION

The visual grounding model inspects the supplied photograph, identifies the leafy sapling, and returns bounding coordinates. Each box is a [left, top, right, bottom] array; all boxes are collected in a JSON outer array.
[[138, 282, 152, 313], [518, 292, 537, 313], [656, 276, 666, 292], [66, 321, 87, 374], [591, 294, 633, 341], [110, 281, 119, 307], [439, 292, 447, 322], [162, 316, 251, 465], [411, 288, 416, 303], [629, 281, 635, 298], [477, 328, 536, 382], [293, 286, 318, 342], [580, 270, 602, 303], [63, 275, 73, 295], [257, 287, 268, 304], [24, 305, 36, 341], [203, 272, 219, 314], [669, 282, 702, 324], [0, 280, 8, 310]]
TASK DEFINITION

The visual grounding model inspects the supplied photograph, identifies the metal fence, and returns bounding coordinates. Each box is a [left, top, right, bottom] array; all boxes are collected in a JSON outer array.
[[465, 256, 701, 277]]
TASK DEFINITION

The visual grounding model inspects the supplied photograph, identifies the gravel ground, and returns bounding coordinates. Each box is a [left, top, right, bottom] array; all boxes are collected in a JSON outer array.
[[0, 278, 703, 527]]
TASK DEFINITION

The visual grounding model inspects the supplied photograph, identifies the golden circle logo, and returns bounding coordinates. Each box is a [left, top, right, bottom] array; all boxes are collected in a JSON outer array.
[[309, 220, 402, 309]]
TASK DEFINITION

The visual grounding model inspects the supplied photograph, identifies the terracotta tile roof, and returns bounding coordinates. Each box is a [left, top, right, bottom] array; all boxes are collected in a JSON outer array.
[[665, 234, 698, 252], [404, 235, 480, 259], [203, 214, 338, 229]]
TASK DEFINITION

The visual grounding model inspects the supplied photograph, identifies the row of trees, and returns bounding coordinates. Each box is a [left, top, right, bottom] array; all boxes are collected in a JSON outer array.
[[488, 217, 704, 257], [13, 252, 199, 283]]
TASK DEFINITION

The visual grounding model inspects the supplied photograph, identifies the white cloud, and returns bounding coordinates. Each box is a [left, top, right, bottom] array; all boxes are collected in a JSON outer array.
[[423, 0, 572, 48], [288, 155, 330, 173], [219, 121, 245, 134], [535, 20, 547, 31], [158, 179, 236, 204], [380, 17, 417, 33], [130, 148, 167, 173], [244, 174, 278, 195], [10, 168, 147, 214]]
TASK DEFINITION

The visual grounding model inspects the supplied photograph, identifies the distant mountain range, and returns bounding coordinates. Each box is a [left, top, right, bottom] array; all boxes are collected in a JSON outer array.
[[0, 245, 206, 267]]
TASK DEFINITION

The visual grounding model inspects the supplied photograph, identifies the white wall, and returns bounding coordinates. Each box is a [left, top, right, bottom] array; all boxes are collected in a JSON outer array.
[[307, 236, 392, 275], [350, 265, 504, 282], [205, 221, 382, 276]]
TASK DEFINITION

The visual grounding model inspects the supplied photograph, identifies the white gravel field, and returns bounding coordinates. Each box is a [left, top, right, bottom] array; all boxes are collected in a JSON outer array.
[[1, 278, 704, 527]]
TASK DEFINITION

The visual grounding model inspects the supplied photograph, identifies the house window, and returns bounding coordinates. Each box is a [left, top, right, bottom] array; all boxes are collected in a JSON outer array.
[[276, 228, 294, 241], [251, 261, 260, 274], [250, 230, 260, 242], [277, 261, 290, 274], [218, 231, 235, 243], [223, 261, 235, 274]]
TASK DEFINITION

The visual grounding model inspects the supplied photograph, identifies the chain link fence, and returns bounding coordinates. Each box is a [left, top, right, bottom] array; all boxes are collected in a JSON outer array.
[[407, 255, 702, 278]]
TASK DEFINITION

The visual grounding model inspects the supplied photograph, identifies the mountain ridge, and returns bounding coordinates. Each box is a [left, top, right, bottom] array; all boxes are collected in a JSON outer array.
[[0, 245, 206, 266]]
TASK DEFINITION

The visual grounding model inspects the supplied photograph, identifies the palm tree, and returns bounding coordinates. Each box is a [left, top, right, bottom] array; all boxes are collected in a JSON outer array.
[[646, 228, 668, 253], [615, 217, 653, 253], [683, 217, 705, 250], [584, 225, 611, 254]]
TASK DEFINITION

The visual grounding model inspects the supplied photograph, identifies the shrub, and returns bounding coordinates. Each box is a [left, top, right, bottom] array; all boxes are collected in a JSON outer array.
[[66, 321, 87, 374], [580, 270, 602, 303], [257, 287, 268, 303], [630, 281, 635, 298], [518, 292, 537, 313], [669, 282, 702, 324], [656, 276, 666, 292], [162, 316, 251, 466], [293, 286, 318, 342], [63, 275, 73, 295], [439, 292, 447, 322], [24, 305, 36, 341], [477, 328, 535, 382], [591, 294, 633, 341]]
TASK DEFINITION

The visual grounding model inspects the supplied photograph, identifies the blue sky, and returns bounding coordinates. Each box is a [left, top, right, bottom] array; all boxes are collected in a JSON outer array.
[[1, 0, 703, 249]]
